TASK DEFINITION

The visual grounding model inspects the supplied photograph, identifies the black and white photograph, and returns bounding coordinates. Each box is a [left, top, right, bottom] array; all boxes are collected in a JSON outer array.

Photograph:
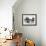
[[22, 14, 37, 26]]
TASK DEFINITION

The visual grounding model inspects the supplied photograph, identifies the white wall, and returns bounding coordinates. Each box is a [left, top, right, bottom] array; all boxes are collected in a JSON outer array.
[[0, 0, 16, 30], [13, 0, 41, 46], [13, 0, 46, 46], [41, 0, 46, 46]]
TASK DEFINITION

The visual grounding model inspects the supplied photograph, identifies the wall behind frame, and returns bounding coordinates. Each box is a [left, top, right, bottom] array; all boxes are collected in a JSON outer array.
[[12, 0, 42, 46]]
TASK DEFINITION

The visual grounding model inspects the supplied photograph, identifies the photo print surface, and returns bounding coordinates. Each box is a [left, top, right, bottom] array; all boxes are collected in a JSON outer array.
[[22, 14, 37, 26]]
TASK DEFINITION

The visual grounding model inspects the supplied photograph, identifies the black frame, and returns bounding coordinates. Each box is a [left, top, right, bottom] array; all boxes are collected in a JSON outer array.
[[22, 14, 37, 26]]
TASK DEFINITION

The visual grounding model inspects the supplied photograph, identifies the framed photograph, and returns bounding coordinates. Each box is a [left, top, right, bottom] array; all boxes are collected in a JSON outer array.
[[22, 14, 37, 26]]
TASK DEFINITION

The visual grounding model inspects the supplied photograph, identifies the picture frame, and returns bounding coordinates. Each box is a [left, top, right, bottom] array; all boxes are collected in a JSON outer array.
[[22, 14, 37, 26]]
